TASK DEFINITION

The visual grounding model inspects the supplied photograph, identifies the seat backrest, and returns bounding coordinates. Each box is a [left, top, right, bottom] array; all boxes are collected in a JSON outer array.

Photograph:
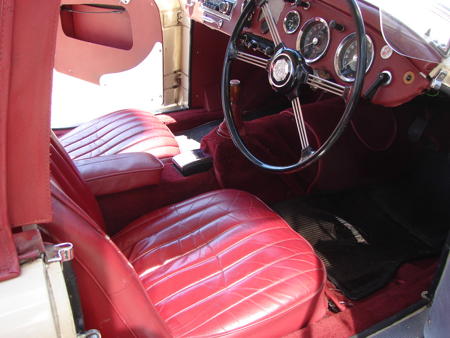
[[42, 134, 171, 337], [50, 133, 104, 228]]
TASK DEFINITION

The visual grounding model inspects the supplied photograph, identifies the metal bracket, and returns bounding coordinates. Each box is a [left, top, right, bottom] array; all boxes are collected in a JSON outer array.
[[77, 329, 101, 338], [429, 55, 450, 95], [45, 242, 74, 263], [177, 10, 183, 25], [431, 69, 448, 90]]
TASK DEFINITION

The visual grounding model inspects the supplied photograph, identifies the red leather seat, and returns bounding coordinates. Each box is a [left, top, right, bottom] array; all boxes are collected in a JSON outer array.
[[60, 109, 180, 160], [42, 134, 327, 337]]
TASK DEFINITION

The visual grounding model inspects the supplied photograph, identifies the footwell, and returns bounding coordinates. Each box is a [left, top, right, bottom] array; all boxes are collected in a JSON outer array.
[[273, 152, 449, 299]]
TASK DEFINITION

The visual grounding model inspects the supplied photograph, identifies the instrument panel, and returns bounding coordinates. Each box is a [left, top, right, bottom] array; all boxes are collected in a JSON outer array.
[[183, 0, 434, 107], [297, 17, 330, 63]]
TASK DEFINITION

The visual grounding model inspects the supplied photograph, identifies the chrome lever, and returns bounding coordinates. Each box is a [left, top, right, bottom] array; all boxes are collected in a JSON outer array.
[[202, 15, 224, 28]]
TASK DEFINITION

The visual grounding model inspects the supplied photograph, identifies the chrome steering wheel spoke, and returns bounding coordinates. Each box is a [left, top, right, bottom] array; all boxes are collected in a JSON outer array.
[[222, 0, 366, 173], [260, 1, 282, 46], [291, 96, 313, 158], [235, 50, 270, 69], [306, 73, 349, 99]]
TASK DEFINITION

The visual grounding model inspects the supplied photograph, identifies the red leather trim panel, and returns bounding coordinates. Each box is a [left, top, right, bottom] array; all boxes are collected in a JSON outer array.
[[114, 190, 327, 337], [0, 0, 19, 281], [55, 0, 163, 84], [75, 153, 164, 196], [60, 109, 180, 160], [6, 0, 59, 227]]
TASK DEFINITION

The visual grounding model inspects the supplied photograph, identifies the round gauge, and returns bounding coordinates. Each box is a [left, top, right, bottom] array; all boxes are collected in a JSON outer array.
[[334, 33, 375, 82], [283, 10, 301, 34], [297, 17, 330, 63]]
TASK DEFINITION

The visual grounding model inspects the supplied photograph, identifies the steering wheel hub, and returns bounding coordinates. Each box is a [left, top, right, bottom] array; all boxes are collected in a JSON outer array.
[[222, 0, 366, 173], [268, 47, 310, 94], [271, 57, 291, 83]]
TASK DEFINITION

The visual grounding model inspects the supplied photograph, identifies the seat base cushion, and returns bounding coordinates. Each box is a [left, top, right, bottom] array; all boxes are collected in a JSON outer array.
[[60, 109, 180, 160], [114, 190, 327, 337]]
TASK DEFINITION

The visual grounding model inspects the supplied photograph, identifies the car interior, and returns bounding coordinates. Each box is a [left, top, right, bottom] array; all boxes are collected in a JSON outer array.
[[3, 0, 449, 337]]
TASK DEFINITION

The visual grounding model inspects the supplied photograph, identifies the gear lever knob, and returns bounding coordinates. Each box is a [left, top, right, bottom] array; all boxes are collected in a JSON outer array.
[[229, 79, 241, 114], [217, 79, 243, 138]]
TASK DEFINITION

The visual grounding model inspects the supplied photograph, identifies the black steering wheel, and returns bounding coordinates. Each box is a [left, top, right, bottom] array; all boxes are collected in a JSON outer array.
[[222, 0, 367, 173]]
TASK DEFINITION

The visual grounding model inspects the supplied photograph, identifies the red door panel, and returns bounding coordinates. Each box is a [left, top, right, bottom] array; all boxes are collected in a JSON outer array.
[[55, 0, 163, 84]]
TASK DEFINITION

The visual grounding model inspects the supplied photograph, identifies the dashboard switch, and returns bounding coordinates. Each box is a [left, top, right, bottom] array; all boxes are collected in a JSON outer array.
[[284, 0, 310, 10], [329, 20, 345, 32]]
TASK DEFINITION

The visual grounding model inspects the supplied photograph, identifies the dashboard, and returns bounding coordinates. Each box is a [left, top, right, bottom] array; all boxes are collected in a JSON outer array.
[[183, 0, 436, 107]]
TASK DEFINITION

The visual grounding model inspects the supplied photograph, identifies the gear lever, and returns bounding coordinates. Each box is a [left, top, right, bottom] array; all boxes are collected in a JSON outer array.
[[218, 79, 243, 137]]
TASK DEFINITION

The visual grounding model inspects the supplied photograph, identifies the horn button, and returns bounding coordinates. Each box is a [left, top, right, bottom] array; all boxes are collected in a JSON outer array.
[[268, 47, 310, 96]]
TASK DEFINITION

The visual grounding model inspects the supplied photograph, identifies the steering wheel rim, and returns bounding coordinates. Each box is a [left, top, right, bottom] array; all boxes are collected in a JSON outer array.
[[222, 0, 367, 173]]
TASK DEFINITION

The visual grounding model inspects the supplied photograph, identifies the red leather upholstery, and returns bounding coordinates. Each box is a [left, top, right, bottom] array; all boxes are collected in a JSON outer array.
[[43, 135, 327, 337], [75, 153, 164, 196], [60, 109, 180, 160], [114, 190, 327, 337], [44, 182, 172, 338], [50, 133, 105, 228]]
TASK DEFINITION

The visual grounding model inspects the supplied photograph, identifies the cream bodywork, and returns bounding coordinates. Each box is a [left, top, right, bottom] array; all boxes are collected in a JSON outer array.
[[155, 0, 191, 111], [0, 258, 77, 337]]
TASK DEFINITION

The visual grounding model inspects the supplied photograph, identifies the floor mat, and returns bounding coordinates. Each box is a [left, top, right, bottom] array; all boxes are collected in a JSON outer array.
[[273, 152, 449, 299]]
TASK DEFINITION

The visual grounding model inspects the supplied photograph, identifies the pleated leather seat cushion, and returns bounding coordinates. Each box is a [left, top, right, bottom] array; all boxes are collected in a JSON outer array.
[[60, 109, 180, 160], [113, 189, 327, 337]]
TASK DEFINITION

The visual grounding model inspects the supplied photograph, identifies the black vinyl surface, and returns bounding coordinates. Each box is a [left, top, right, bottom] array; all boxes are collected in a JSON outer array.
[[176, 120, 221, 143], [273, 152, 449, 300]]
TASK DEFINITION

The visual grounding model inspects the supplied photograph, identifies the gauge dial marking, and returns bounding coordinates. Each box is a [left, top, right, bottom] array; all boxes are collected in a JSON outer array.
[[334, 33, 375, 82], [297, 17, 330, 63]]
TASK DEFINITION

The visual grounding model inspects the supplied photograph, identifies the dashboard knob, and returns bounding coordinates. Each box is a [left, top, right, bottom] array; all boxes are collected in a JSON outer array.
[[219, 1, 231, 14]]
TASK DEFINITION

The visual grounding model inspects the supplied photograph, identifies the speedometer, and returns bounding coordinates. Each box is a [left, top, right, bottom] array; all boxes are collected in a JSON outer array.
[[334, 33, 375, 82], [297, 17, 330, 63]]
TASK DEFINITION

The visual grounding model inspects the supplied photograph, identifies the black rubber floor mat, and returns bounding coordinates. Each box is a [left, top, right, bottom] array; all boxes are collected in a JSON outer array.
[[273, 190, 447, 300], [273, 151, 449, 300]]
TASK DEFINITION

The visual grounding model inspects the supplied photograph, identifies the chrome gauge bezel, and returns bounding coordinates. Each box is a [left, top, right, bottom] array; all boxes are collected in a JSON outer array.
[[283, 10, 301, 34], [334, 33, 375, 82], [296, 17, 330, 63]]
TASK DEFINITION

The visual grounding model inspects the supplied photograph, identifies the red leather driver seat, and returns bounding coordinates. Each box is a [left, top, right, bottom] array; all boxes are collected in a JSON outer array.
[[60, 109, 180, 160], [42, 133, 327, 337]]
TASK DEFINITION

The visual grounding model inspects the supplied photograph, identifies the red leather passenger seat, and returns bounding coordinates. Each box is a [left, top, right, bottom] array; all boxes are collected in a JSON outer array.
[[60, 109, 180, 160], [43, 133, 327, 337]]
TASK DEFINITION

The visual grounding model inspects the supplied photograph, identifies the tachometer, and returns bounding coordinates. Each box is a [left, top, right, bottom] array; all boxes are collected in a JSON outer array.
[[297, 17, 330, 63], [283, 10, 301, 34], [334, 33, 375, 82]]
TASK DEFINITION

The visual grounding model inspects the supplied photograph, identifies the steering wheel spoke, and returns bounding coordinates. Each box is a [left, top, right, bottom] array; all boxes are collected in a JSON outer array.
[[306, 73, 349, 99], [260, 1, 282, 46], [235, 50, 269, 69], [291, 96, 312, 156], [222, 0, 366, 172]]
